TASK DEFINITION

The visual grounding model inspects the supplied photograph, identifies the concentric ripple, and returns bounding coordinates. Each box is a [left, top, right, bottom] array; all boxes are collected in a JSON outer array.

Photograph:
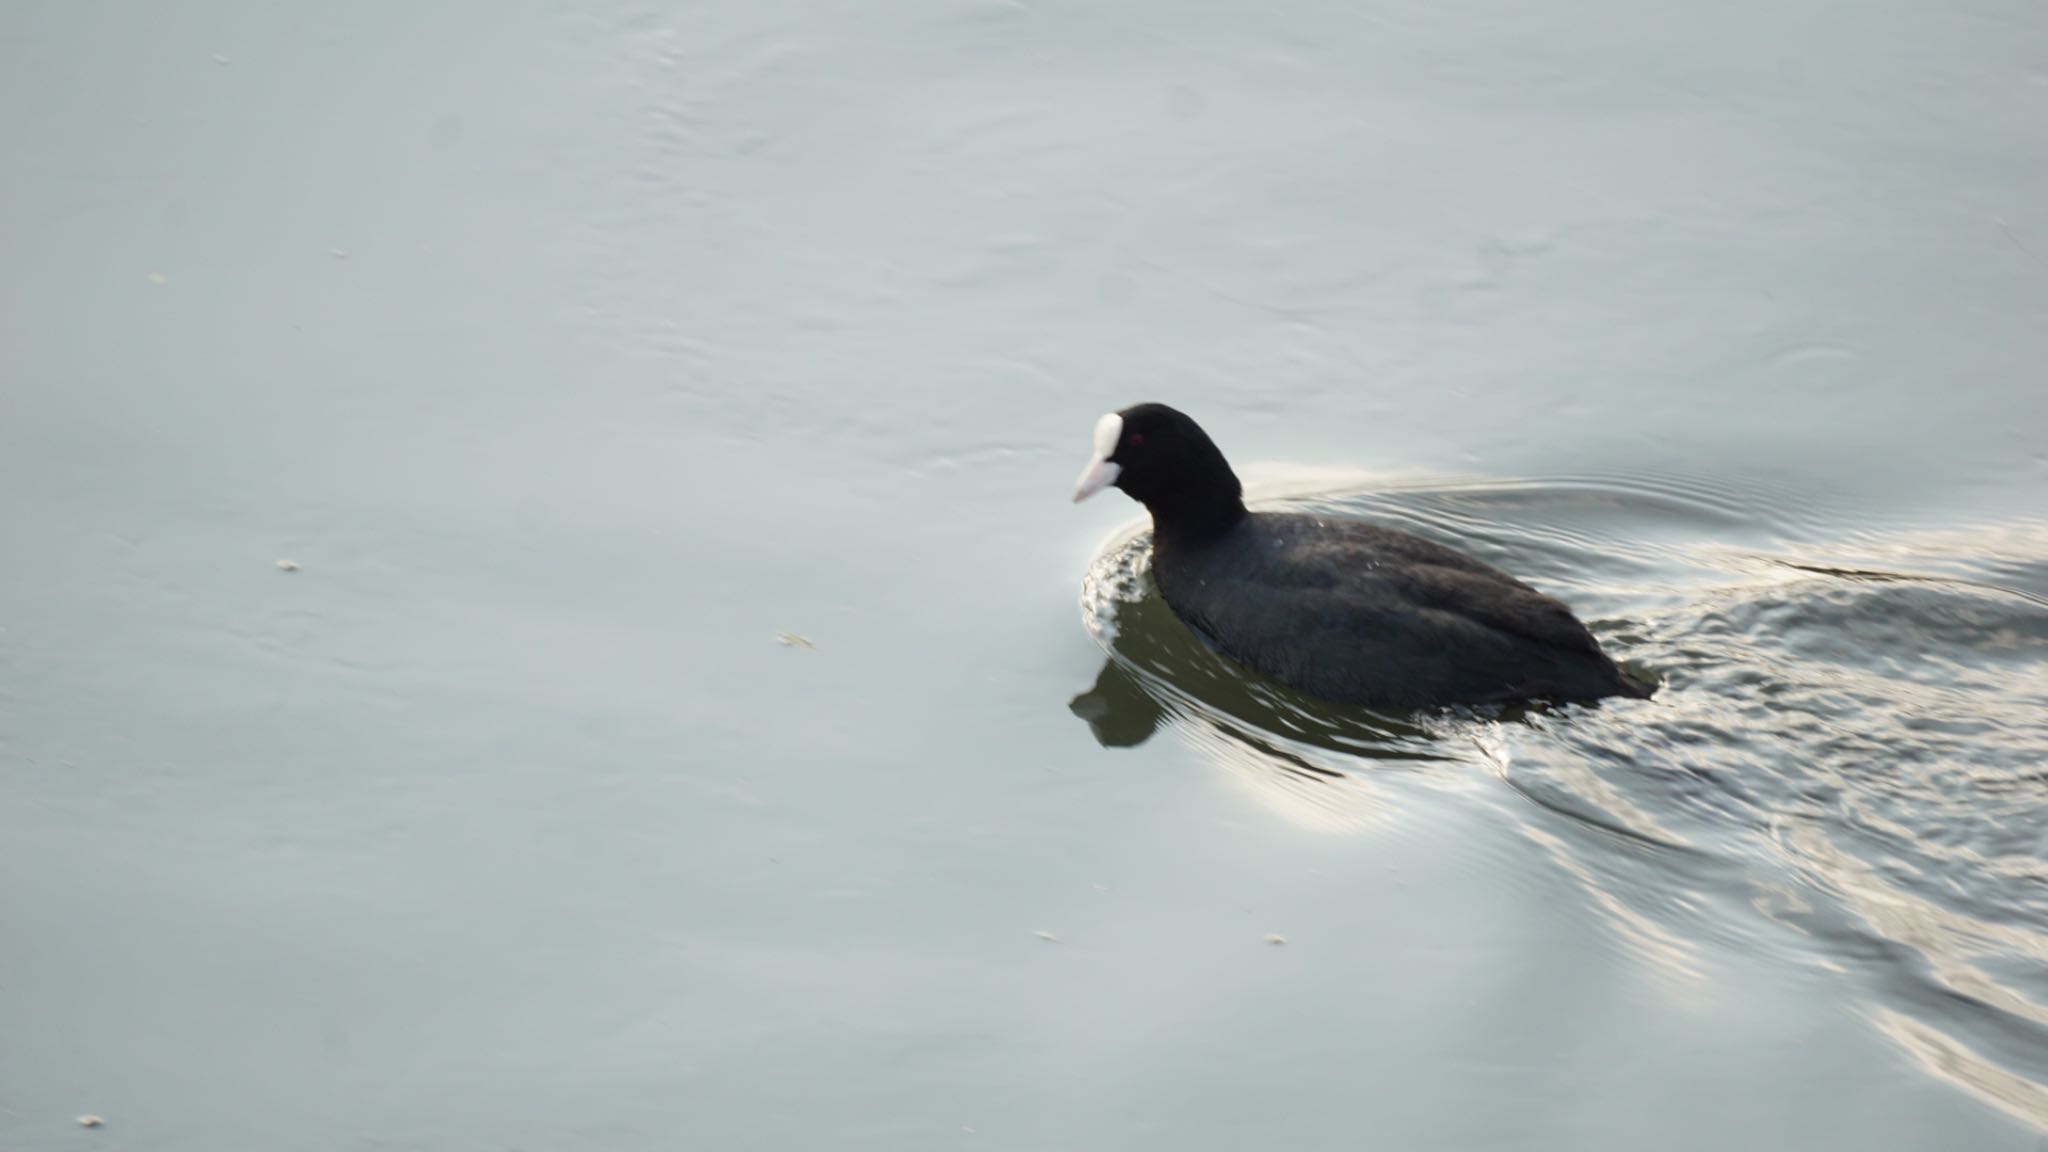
[[1073, 471, 2048, 1129]]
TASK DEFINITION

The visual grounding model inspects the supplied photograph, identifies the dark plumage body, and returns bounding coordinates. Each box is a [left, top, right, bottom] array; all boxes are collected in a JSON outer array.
[[1074, 403, 1652, 710], [1155, 512, 1648, 708]]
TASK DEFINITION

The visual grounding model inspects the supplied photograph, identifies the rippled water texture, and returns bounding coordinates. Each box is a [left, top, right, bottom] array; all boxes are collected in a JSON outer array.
[[1078, 470, 2048, 1125], [6, 0, 2048, 1147]]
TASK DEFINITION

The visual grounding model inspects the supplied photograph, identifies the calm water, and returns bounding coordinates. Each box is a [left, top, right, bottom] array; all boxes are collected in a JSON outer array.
[[4, 1, 2047, 1149]]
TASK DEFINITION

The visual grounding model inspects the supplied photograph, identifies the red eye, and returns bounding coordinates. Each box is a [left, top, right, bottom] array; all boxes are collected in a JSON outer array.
[[1127, 432, 1145, 448]]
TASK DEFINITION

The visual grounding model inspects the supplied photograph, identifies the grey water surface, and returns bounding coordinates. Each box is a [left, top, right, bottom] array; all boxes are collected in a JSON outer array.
[[5, 1, 2048, 1149]]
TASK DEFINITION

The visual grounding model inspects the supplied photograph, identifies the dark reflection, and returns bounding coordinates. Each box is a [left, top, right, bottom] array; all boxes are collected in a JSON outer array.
[[1069, 578, 1448, 763], [1068, 658, 1165, 747]]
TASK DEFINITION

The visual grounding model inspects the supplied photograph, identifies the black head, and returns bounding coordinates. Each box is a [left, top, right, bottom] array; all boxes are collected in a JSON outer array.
[[1071, 402, 1246, 540]]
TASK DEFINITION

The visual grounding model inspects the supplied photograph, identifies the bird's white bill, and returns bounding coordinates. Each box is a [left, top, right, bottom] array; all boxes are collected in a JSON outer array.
[[1072, 459, 1121, 503], [1071, 412, 1123, 502]]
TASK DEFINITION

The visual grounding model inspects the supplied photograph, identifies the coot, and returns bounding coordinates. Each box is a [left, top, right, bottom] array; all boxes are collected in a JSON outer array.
[[1073, 403, 1654, 709]]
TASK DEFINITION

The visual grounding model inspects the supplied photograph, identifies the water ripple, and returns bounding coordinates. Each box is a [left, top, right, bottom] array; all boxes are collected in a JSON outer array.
[[1073, 470, 2048, 1127]]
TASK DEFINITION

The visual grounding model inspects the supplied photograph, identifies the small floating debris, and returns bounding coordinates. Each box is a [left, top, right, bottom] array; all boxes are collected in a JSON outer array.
[[1035, 930, 1059, 944], [212, 53, 231, 66], [1263, 934, 1288, 946], [275, 559, 301, 573], [78, 1115, 104, 1128], [774, 632, 814, 649], [329, 248, 350, 260], [147, 273, 168, 285], [1092, 884, 1112, 895]]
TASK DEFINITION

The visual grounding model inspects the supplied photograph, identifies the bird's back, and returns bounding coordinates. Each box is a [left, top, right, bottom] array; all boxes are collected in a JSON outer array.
[[1151, 512, 1647, 709]]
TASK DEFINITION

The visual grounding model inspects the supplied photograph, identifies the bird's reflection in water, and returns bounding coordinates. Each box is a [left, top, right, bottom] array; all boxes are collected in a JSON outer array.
[[1069, 587, 1465, 831], [1068, 658, 1167, 748]]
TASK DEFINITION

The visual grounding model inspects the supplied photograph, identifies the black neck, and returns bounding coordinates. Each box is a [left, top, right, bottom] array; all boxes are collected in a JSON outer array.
[[1143, 479, 1247, 546]]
